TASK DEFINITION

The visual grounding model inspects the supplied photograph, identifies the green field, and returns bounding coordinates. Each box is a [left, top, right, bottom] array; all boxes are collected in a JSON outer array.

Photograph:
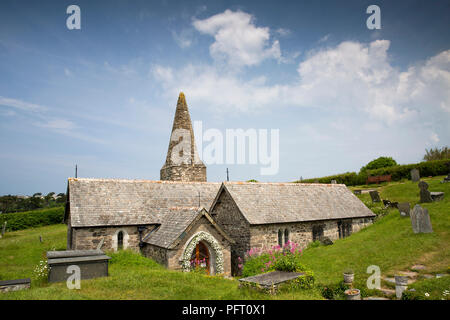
[[0, 176, 449, 300]]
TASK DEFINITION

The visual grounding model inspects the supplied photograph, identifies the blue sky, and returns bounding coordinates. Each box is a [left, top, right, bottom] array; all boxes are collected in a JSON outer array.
[[0, 0, 449, 195]]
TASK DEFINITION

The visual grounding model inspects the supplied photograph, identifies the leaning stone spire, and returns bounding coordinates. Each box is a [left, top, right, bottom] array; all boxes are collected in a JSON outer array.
[[160, 92, 206, 182]]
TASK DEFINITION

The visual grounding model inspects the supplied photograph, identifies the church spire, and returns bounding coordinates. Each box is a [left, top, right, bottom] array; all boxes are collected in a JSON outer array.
[[160, 93, 206, 182]]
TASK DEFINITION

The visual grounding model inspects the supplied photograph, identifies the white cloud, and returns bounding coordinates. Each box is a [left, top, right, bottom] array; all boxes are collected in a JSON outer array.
[[192, 10, 281, 67], [276, 28, 291, 37], [171, 28, 194, 48], [153, 39, 450, 134], [37, 118, 77, 130], [0, 96, 48, 112]]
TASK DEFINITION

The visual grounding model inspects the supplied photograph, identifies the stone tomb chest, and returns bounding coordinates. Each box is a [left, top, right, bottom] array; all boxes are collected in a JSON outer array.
[[47, 250, 111, 283], [239, 271, 305, 293]]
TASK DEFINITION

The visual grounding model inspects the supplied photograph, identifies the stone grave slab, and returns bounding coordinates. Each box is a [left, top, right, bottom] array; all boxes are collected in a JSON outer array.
[[0, 278, 31, 293], [430, 192, 444, 202], [410, 205, 433, 234], [239, 271, 304, 293]]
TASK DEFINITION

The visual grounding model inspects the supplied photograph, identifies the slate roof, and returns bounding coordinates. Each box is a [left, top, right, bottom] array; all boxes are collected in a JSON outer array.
[[144, 207, 200, 249], [212, 182, 375, 225], [144, 207, 233, 249], [66, 178, 220, 227]]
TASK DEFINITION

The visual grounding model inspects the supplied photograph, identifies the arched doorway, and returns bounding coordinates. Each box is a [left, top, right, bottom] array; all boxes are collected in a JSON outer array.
[[181, 231, 225, 275], [190, 241, 210, 274]]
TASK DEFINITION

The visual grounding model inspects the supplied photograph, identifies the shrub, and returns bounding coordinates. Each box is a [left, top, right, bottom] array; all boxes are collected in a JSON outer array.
[[240, 241, 311, 278], [360, 156, 398, 172], [298, 159, 450, 186], [0, 207, 65, 231]]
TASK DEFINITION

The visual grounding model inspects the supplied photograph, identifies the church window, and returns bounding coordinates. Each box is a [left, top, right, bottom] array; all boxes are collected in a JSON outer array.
[[284, 229, 290, 244], [117, 231, 124, 250], [312, 225, 324, 242], [278, 229, 283, 247], [338, 220, 352, 239]]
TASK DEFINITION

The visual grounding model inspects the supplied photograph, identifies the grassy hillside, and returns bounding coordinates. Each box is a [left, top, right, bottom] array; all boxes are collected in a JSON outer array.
[[300, 176, 449, 295], [0, 176, 448, 299]]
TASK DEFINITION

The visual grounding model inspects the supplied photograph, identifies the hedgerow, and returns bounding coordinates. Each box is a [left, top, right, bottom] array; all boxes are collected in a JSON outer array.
[[0, 207, 64, 231]]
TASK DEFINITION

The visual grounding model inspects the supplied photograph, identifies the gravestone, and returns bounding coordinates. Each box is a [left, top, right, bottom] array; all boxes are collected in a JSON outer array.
[[410, 169, 420, 182], [369, 190, 381, 203], [331, 180, 337, 184], [1, 221, 7, 238], [418, 181, 432, 203], [410, 205, 433, 233], [398, 202, 410, 217], [353, 190, 362, 195], [441, 173, 450, 183]]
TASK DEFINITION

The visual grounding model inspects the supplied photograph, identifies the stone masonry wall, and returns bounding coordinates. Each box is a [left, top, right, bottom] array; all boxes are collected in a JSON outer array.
[[160, 164, 206, 182], [210, 190, 251, 275], [71, 225, 153, 251], [142, 244, 168, 267], [249, 217, 373, 251]]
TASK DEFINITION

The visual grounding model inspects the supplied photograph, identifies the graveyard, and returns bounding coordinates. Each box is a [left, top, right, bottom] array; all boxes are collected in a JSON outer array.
[[0, 175, 449, 300]]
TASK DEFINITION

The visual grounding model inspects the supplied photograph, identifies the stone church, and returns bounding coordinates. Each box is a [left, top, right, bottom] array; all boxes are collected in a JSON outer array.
[[64, 93, 375, 276]]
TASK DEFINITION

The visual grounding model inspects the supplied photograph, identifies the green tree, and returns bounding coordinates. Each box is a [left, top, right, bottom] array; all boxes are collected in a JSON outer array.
[[423, 146, 450, 161], [360, 156, 398, 172]]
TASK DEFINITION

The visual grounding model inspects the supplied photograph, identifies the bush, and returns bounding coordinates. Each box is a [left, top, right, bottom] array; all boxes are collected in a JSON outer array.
[[0, 207, 64, 231], [298, 159, 450, 186], [360, 156, 398, 172], [240, 241, 311, 278]]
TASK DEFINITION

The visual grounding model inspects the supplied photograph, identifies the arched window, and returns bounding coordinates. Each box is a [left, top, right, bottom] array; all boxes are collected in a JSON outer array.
[[284, 229, 290, 244], [117, 231, 124, 250], [278, 229, 283, 247]]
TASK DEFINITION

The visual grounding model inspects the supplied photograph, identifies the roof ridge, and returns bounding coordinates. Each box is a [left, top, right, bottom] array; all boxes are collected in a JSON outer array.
[[68, 178, 221, 184]]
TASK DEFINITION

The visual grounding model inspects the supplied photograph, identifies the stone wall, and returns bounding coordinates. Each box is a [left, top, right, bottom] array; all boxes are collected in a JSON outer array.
[[160, 164, 206, 182], [249, 217, 373, 251], [142, 244, 168, 267], [210, 190, 251, 275], [70, 225, 153, 251]]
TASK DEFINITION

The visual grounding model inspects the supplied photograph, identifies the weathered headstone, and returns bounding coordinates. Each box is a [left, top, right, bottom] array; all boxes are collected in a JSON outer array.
[[410, 168, 420, 182], [1, 221, 7, 238], [369, 190, 381, 203], [410, 204, 433, 233], [398, 202, 410, 217], [331, 180, 337, 184], [441, 173, 450, 183], [418, 181, 432, 203], [39, 235, 43, 243]]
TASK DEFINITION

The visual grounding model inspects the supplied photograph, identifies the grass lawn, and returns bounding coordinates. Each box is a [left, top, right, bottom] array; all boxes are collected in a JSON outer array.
[[0, 176, 448, 299]]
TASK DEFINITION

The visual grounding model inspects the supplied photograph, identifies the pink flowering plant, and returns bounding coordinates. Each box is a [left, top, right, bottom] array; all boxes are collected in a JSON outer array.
[[239, 241, 307, 278], [190, 257, 208, 274]]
